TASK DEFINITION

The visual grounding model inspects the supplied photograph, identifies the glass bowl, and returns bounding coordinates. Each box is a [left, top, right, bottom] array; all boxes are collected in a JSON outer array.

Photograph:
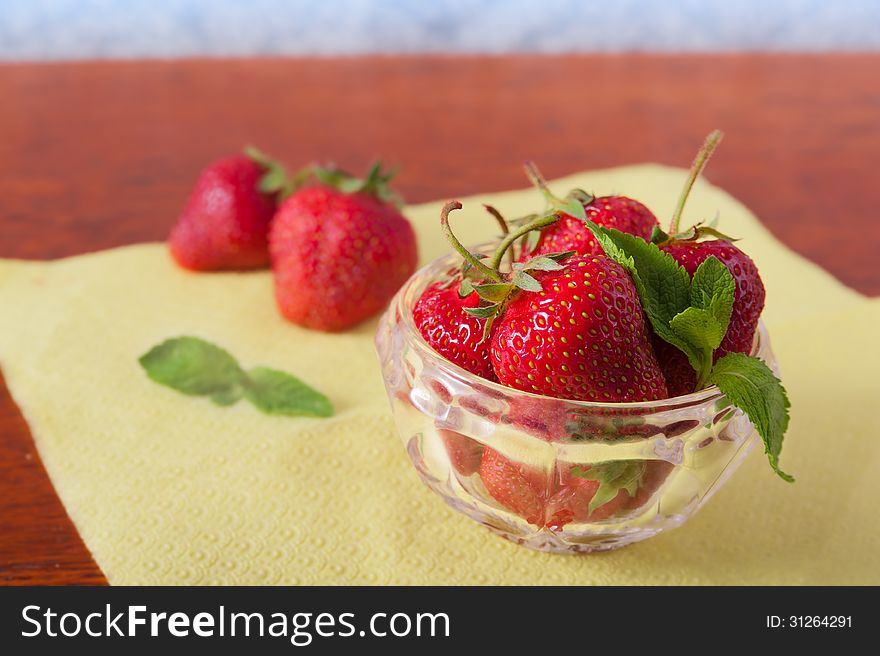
[[375, 246, 777, 554]]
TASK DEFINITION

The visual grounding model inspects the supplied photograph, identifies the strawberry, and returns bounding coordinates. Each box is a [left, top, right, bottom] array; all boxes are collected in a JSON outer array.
[[518, 162, 659, 261], [545, 466, 630, 529], [490, 254, 668, 402], [624, 460, 674, 511], [479, 450, 635, 528], [650, 131, 766, 395], [270, 163, 417, 331], [438, 428, 484, 476], [478, 448, 549, 526], [169, 149, 284, 271], [413, 279, 497, 381], [656, 240, 765, 394]]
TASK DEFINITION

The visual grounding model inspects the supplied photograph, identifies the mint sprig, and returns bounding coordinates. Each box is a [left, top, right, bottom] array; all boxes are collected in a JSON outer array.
[[707, 353, 792, 481], [139, 336, 333, 418], [584, 221, 792, 481]]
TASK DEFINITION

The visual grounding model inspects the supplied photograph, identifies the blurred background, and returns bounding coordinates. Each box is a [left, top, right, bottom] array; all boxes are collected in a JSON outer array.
[[2, 0, 879, 59]]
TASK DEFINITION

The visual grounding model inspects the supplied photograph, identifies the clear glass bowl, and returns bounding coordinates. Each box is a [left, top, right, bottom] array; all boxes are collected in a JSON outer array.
[[375, 246, 776, 554]]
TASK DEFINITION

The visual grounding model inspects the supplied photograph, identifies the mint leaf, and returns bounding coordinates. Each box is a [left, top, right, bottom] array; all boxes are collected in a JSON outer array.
[[670, 308, 725, 351], [211, 387, 244, 406], [139, 337, 246, 400], [139, 337, 333, 418], [691, 255, 735, 335], [571, 460, 647, 512], [583, 222, 694, 358], [707, 353, 793, 482], [244, 367, 334, 418]]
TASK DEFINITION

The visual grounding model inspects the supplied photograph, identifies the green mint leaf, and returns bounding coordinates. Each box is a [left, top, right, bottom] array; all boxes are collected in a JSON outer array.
[[581, 221, 636, 273], [244, 367, 334, 418], [139, 336, 246, 398], [707, 353, 793, 482], [211, 386, 244, 406], [670, 307, 726, 353], [140, 337, 334, 419], [512, 270, 542, 292], [473, 283, 515, 303], [585, 223, 691, 340], [691, 255, 735, 335], [571, 461, 647, 512]]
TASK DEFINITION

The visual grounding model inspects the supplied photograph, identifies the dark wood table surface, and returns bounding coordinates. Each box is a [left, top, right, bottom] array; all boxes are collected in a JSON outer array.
[[1, 54, 878, 585]]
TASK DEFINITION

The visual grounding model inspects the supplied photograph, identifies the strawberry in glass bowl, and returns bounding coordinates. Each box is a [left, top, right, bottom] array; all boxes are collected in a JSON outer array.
[[375, 132, 792, 553]]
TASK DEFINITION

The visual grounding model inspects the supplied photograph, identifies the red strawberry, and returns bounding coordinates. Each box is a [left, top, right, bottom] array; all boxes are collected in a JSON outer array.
[[518, 162, 659, 261], [438, 429, 484, 476], [478, 448, 549, 526], [656, 240, 765, 395], [545, 467, 630, 528], [270, 164, 417, 331], [490, 254, 668, 402], [650, 131, 766, 395], [413, 279, 497, 381], [624, 460, 674, 511], [521, 196, 659, 261], [169, 151, 279, 271], [479, 450, 634, 528]]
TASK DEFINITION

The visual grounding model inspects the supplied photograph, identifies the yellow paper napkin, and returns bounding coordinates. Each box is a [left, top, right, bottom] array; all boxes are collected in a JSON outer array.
[[0, 164, 877, 585]]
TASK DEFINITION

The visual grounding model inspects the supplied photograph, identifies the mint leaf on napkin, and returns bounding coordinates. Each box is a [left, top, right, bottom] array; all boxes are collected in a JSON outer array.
[[244, 367, 333, 417], [139, 337, 333, 418], [139, 336, 246, 401]]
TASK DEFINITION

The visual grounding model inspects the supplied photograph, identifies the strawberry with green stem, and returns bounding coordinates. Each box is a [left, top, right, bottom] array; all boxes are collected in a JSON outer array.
[[169, 147, 290, 271], [650, 131, 767, 395], [413, 204, 515, 382], [579, 130, 792, 481], [517, 161, 660, 261], [270, 162, 417, 331], [434, 201, 669, 524]]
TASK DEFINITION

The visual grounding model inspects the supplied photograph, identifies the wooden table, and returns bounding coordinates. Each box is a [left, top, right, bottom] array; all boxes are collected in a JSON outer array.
[[1, 54, 878, 585]]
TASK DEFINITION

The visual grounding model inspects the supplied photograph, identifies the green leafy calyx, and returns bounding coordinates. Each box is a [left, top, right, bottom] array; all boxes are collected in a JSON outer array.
[[571, 461, 647, 512], [244, 146, 305, 201], [313, 161, 403, 206]]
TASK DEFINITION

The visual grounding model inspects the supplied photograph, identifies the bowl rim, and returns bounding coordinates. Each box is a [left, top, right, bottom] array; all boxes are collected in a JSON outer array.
[[391, 244, 769, 412]]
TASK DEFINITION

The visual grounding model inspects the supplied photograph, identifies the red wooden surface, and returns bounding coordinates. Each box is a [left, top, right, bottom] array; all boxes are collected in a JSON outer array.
[[1, 54, 878, 584]]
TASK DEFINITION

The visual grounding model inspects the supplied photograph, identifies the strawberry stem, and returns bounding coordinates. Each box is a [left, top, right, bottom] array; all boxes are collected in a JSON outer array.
[[440, 201, 503, 282], [482, 204, 514, 268], [669, 130, 724, 235], [488, 213, 560, 271], [524, 160, 559, 205]]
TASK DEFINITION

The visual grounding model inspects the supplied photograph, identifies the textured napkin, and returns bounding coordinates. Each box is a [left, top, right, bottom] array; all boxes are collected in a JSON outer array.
[[0, 164, 877, 585]]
